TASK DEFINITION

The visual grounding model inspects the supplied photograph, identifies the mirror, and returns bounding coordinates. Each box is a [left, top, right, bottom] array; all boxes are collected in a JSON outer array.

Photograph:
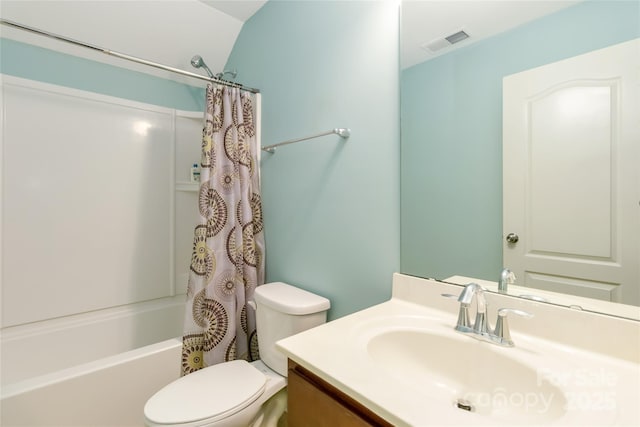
[[400, 0, 640, 319]]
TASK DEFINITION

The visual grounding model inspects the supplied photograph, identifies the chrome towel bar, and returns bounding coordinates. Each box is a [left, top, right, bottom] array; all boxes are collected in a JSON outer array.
[[262, 128, 350, 153]]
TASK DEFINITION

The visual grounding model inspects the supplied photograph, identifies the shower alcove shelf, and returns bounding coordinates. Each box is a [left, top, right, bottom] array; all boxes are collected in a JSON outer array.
[[175, 109, 203, 193], [176, 183, 199, 192]]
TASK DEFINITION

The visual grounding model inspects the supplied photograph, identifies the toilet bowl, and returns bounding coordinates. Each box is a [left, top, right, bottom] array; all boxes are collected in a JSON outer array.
[[144, 282, 330, 427], [144, 360, 285, 427]]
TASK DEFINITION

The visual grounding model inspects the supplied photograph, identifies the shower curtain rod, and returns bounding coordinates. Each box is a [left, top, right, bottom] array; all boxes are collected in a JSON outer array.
[[0, 19, 260, 94], [262, 128, 351, 153]]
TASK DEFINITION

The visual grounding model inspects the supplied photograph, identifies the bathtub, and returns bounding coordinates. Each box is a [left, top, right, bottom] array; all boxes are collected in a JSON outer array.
[[1, 297, 185, 426], [1, 337, 182, 426]]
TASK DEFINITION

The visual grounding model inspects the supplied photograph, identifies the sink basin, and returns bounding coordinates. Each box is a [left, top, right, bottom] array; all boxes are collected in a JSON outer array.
[[368, 329, 567, 424]]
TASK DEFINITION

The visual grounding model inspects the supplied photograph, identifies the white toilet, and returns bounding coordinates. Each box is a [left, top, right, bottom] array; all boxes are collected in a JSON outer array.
[[144, 282, 330, 427]]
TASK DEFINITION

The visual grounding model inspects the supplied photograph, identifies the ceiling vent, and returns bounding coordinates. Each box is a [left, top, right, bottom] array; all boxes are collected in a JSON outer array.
[[421, 29, 470, 53]]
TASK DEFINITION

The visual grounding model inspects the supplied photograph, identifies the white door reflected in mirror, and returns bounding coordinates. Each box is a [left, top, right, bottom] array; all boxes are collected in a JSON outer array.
[[503, 39, 639, 305]]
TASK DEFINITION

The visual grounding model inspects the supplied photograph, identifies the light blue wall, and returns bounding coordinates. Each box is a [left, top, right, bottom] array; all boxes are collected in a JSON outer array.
[[0, 38, 204, 110], [400, 0, 640, 282], [226, 1, 401, 320]]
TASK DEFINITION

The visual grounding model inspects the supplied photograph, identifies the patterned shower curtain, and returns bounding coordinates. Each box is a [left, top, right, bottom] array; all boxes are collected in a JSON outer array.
[[181, 84, 264, 376]]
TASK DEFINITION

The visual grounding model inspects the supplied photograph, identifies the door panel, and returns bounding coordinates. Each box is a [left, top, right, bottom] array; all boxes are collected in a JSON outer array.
[[529, 84, 613, 258], [503, 38, 639, 305], [524, 272, 618, 302]]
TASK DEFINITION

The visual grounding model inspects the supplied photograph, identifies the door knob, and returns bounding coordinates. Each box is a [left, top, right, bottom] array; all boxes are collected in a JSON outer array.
[[506, 233, 519, 244]]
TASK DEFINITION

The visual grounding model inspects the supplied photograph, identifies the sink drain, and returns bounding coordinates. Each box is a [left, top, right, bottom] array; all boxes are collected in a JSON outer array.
[[455, 398, 475, 412]]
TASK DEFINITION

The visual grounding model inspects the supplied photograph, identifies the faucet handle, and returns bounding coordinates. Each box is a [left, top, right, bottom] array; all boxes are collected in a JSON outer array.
[[498, 308, 534, 318], [441, 294, 472, 331], [493, 308, 533, 347]]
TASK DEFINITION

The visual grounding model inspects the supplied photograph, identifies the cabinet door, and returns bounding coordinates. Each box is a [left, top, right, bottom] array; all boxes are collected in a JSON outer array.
[[287, 360, 392, 427]]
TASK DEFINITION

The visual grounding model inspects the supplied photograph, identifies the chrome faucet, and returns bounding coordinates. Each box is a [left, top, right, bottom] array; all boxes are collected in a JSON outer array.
[[456, 282, 490, 335], [443, 282, 533, 347], [498, 268, 516, 293]]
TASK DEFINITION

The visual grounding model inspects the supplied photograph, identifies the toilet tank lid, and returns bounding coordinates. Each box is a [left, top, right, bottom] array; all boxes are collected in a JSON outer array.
[[254, 282, 330, 315]]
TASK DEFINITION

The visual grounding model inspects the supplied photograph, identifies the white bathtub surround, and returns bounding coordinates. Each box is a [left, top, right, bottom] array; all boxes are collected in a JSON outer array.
[[181, 84, 264, 374], [1, 339, 182, 426], [277, 273, 640, 426], [1, 75, 202, 387]]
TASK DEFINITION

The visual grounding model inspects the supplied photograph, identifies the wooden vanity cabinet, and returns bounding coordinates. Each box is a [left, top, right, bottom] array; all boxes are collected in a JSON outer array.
[[287, 359, 393, 427]]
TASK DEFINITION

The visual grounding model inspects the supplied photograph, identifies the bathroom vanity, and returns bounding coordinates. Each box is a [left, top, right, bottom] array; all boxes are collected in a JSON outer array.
[[277, 273, 640, 426], [287, 360, 392, 426]]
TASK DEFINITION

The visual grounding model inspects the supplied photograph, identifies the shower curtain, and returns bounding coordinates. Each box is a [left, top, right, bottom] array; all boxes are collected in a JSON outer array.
[[181, 84, 264, 375]]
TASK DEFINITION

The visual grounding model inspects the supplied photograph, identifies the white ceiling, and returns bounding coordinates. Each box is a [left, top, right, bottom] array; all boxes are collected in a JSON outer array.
[[200, 0, 267, 22], [401, 0, 581, 69], [1, 0, 583, 82]]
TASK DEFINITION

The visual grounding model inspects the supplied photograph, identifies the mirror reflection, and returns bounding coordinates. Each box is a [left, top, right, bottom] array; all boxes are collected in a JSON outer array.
[[400, 0, 639, 318]]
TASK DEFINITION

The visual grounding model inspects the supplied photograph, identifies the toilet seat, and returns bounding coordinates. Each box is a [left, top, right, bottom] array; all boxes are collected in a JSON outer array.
[[144, 360, 266, 425]]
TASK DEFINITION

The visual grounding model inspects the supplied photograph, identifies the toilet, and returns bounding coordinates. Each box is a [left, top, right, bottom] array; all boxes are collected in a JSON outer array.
[[144, 282, 330, 427]]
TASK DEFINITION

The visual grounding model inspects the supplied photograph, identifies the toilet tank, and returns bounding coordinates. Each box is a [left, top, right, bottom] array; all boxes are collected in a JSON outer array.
[[253, 282, 330, 376]]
